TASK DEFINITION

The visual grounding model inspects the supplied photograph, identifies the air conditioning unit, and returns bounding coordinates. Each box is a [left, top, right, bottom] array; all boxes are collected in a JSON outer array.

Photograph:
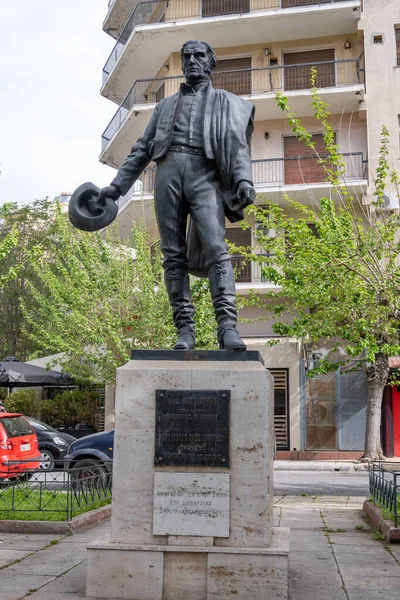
[[382, 193, 400, 211]]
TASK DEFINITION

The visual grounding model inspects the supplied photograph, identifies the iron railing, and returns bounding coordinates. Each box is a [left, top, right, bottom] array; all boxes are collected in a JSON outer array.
[[369, 462, 400, 527], [116, 153, 367, 211], [102, 58, 362, 150], [231, 253, 278, 284], [0, 460, 112, 522], [252, 153, 367, 186], [102, 0, 356, 84]]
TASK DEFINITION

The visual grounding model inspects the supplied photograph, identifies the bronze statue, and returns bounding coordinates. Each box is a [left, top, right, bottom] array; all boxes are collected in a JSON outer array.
[[71, 40, 256, 351]]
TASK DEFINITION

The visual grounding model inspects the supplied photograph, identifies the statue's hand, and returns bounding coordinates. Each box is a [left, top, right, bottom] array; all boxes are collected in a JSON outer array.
[[98, 184, 121, 203], [235, 181, 256, 210]]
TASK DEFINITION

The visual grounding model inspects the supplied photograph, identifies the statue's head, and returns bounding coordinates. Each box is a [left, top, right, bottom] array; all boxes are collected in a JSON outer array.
[[181, 40, 216, 84]]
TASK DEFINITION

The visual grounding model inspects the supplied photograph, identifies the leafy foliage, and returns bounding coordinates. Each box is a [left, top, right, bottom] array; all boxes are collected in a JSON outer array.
[[41, 388, 99, 428], [23, 209, 175, 381], [4, 389, 42, 418], [23, 208, 217, 382], [237, 74, 400, 459], [0, 200, 51, 360]]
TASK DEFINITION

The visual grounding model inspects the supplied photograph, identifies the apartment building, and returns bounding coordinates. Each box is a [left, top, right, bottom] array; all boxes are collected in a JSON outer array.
[[99, 0, 400, 457]]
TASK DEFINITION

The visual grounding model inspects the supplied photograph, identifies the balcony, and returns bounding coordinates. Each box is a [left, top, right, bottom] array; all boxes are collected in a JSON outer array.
[[252, 152, 368, 204], [101, 0, 361, 103], [115, 152, 367, 213], [103, 1, 140, 41], [100, 59, 364, 167], [231, 254, 281, 292]]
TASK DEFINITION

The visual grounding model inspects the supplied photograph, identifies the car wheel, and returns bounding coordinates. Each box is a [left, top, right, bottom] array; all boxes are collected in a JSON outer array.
[[40, 449, 55, 471], [70, 459, 111, 491]]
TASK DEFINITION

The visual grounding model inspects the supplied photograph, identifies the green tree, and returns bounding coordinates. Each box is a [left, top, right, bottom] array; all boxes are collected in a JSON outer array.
[[0, 200, 50, 360], [24, 209, 217, 383], [239, 79, 400, 460]]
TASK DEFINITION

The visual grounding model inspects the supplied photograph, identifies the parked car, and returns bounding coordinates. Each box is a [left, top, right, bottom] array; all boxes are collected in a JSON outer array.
[[0, 413, 41, 480], [26, 417, 76, 471], [64, 429, 114, 481]]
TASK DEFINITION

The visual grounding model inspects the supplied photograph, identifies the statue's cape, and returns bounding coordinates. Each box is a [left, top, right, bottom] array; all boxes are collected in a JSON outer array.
[[187, 87, 255, 277]]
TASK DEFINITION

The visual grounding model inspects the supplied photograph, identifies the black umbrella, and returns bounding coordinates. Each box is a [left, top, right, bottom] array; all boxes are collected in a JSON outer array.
[[0, 357, 72, 389]]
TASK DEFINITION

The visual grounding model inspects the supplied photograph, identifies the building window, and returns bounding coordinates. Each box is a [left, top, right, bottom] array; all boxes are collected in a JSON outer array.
[[395, 26, 400, 66]]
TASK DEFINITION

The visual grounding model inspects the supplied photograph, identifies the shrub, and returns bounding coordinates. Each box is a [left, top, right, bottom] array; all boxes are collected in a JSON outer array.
[[41, 388, 99, 428], [5, 389, 42, 418]]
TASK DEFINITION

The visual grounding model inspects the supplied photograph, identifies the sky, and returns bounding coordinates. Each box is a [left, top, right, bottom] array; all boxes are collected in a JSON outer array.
[[0, 0, 117, 205]]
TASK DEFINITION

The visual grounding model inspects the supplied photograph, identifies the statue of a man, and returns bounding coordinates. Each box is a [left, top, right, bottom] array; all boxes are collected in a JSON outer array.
[[99, 40, 256, 351]]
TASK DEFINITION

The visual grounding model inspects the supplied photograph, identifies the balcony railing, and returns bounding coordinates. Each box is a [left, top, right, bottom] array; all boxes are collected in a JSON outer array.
[[102, 59, 362, 150], [116, 153, 367, 212], [231, 254, 277, 284], [102, 0, 356, 84], [252, 153, 367, 186]]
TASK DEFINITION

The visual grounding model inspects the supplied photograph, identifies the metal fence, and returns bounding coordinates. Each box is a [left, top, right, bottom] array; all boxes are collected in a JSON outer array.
[[115, 152, 367, 213], [252, 153, 367, 186], [0, 461, 112, 522], [369, 462, 400, 527], [103, 0, 353, 84], [101, 59, 362, 151], [231, 253, 278, 284]]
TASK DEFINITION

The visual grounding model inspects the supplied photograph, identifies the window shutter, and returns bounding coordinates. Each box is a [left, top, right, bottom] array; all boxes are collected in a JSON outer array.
[[395, 26, 400, 66], [202, 0, 250, 18], [212, 57, 252, 96], [284, 134, 335, 185], [283, 49, 335, 90]]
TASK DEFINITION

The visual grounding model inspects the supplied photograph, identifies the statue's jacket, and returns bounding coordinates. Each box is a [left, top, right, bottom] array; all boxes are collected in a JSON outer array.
[[112, 85, 255, 275]]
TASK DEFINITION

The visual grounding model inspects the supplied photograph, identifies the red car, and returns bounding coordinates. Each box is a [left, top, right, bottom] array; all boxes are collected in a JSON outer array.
[[0, 413, 41, 480]]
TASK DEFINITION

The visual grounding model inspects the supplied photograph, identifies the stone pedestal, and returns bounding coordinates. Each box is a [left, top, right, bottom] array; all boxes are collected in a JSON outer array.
[[86, 351, 289, 599]]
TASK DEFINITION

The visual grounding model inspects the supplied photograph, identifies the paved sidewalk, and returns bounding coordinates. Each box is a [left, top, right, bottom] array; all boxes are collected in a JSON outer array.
[[0, 496, 399, 600], [274, 459, 400, 472]]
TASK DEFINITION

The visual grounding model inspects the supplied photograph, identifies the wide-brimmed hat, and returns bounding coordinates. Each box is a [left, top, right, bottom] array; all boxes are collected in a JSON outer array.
[[68, 182, 118, 232]]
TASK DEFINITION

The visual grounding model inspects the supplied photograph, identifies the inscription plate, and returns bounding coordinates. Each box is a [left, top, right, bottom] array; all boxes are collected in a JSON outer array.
[[155, 389, 230, 467], [153, 472, 230, 537]]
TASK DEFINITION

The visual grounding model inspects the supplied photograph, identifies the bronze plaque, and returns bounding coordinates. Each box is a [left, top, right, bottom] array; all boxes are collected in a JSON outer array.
[[155, 390, 230, 467]]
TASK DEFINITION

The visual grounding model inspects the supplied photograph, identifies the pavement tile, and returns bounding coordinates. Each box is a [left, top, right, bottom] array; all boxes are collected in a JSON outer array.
[[289, 532, 332, 556], [333, 543, 391, 557], [0, 533, 63, 551], [0, 573, 56, 599], [342, 576, 400, 592], [25, 562, 87, 597], [346, 587, 400, 600], [5, 558, 85, 577], [289, 582, 347, 600], [322, 509, 371, 531], [0, 549, 34, 569], [280, 507, 323, 525], [290, 565, 343, 589], [328, 532, 383, 546]]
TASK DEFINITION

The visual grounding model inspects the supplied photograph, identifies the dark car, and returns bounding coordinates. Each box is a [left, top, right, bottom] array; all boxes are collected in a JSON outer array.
[[26, 417, 76, 471], [64, 429, 114, 477]]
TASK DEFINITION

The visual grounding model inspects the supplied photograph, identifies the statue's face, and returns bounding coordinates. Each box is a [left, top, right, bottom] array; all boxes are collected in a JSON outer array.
[[182, 42, 212, 84]]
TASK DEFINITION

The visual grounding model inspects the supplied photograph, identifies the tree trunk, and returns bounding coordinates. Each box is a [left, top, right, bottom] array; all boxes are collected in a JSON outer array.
[[363, 354, 390, 460]]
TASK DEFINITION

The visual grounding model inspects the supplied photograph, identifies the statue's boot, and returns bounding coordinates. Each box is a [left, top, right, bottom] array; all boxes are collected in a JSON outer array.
[[208, 261, 246, 351], [165, 268, 196, 350]]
